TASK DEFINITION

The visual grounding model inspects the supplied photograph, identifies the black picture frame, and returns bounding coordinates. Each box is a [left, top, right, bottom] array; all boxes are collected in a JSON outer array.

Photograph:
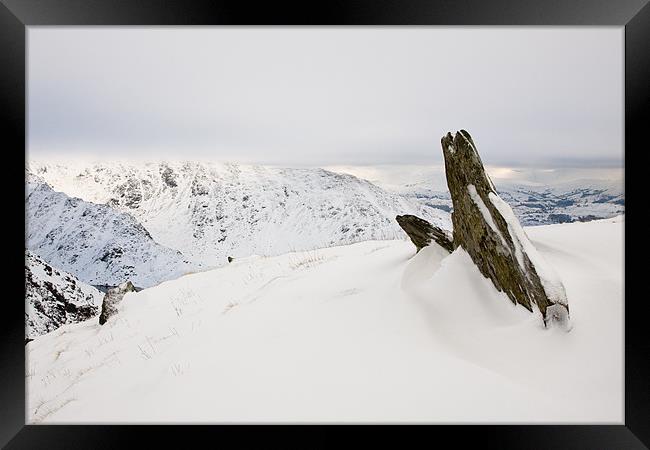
[[2, 0, 647, 448]]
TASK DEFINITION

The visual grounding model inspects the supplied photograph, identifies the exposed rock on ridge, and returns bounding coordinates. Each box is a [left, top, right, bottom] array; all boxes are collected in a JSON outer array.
[[25, 251, 103, 338], [98, 281, 136, 325], [395, 214, 454, 253], [441, 130, 569, 326]]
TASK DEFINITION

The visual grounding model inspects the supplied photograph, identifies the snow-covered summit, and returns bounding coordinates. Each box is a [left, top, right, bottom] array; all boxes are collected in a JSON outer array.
[[28, 161, 451, 267], [26, 172, 194, 288]]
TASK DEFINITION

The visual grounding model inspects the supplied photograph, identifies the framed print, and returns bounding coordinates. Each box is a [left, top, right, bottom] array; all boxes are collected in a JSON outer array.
[[2, 0, 648, 448]]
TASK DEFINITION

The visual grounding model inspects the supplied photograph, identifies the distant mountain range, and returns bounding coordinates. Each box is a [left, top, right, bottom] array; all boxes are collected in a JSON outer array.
[[396, 180, 623, 226], [325, 164, 624, 226]]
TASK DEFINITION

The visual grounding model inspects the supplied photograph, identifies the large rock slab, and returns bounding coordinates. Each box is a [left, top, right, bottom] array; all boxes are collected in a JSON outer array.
[[98, 281, 136, 325], [441, 130, 569, 326], [396, 214, 454, 253]]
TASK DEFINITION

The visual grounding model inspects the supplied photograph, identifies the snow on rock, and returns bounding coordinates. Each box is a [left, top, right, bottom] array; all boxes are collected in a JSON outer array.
[[467, 184, 508, 249], [26, 172, 194, 288], [25, 219, 623, 423], [395, 214, 454, 253], [489, 192, 568, 307], [98, 281, 137, 325], [442, 130, 569, 326], [25, 251, 103, 339], [28, 161, 451, 267]]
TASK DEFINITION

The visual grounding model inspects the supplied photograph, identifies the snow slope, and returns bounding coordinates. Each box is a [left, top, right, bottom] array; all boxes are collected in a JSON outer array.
[[26, 173, 194, 288], [25, 251, 104, 339], [26, 217, 623, 423], [28, 161, 451, 267]]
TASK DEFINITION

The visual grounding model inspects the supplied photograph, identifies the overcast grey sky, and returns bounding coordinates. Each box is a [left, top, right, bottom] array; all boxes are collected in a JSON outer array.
[[28, 27, 623, 167]]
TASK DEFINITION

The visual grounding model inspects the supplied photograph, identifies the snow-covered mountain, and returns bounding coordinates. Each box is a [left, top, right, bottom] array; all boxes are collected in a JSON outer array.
[[28, 161, 451, 267], [26, 172, 193, 288], [325, 165, 624, 226], [25, 251, 103, 339], [399, 180, 624, 226], [495, 179, 624, 225], [25, 217, 623, 423]]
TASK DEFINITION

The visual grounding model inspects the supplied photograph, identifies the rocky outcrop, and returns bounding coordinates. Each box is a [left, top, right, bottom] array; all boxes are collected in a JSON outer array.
[[396, 214, 454, 253], [98, 281, 136, 325], [25, 251, 103, 338], [441, 130, 569, 327]]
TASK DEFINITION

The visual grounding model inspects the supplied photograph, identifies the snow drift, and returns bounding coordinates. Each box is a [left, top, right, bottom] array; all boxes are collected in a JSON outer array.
[[26, 217, 623, 423]]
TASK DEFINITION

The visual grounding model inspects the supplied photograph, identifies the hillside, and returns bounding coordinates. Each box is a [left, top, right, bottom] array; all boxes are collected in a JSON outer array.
[[26, 173, 193, 288], [25, 251, 103, 339], [28, 161, 451, 267], [26, 217, 623, 423]]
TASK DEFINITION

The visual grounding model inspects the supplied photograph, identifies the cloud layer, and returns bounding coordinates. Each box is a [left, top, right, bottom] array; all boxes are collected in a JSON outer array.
[[28, 27, 623, 167]]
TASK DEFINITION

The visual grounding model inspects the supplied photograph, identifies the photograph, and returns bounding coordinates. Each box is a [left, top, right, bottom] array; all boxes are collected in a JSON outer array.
[[24, 26, 624, 424]]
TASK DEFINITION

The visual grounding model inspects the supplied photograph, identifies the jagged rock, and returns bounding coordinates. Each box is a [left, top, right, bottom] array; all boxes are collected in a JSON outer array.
[[25, 251, 103, 339], [395, 214, 454, 253], [441, 130, 569, 327], [98, 281, 136, 325]]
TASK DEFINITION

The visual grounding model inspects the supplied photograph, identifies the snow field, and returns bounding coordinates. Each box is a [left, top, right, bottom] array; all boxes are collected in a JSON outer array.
[[26, 217, 623, 423]]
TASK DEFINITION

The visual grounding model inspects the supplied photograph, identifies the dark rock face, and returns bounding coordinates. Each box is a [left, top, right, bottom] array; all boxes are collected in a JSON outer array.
[[396, 214, 454, 253], [441, 130, 569, 326], [25, 251, 102, 338], [160, 165, 178, 188], [98, 281, 136, 325]]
